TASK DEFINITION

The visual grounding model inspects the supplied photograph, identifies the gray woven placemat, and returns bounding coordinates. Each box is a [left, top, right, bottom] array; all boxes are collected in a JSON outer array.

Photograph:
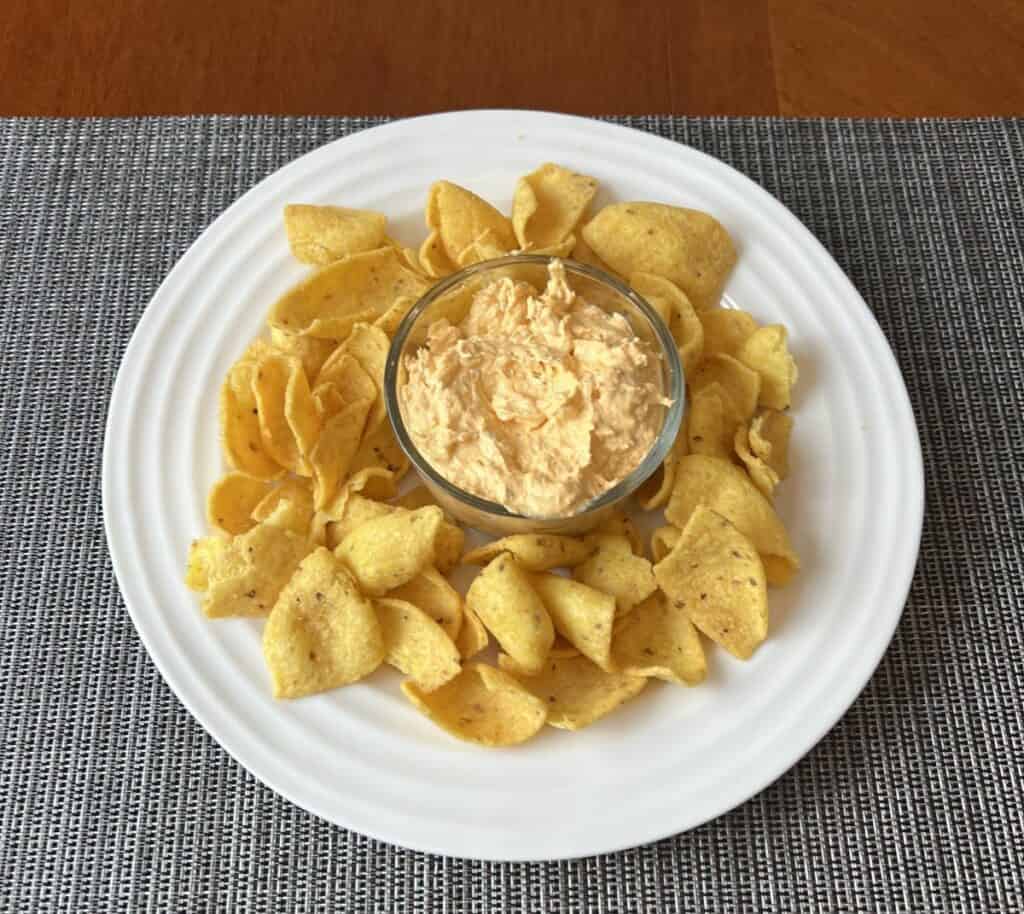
[[1, 116, 1022, 913]]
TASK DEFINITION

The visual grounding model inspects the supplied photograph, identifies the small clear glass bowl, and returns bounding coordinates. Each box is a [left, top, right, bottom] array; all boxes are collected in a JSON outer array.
[[383, 255, 684, 536]]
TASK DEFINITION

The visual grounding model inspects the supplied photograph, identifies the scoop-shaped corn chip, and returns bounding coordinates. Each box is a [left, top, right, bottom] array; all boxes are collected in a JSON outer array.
[[310, 397, 373, 510], [387, 566, 463, 641], [612, 590, 706, 684], [734, 423, 780, 498], [635, 420, 688, 511], [253, 351, 320, 475], [699, 308, 758, 359], [650, 525, 682, 563], [374, 295, 418, 338], [455, 607, 489, 659], [749, 409, 793, 479], [195, 521, 311, 618], [630, 272, 703, 380], [185, 536, 230, 591], [691, 353, 761, 422], [220, 360, 284, 480], [499, 654, 646, 731], [736, 325, 798, 410], [263, 548, 384, 698], [252, 477, 315, 536], [426, 181, 517, 264], [401, 662, 546, 747], [512, 163, 598, 250], [418, 230, 455, 278], [268, 247, 428, 339], [455, 228, 513, 267], [462, 534, 594, 571], [315, 352, 377, 407], [665, 455, 799, 585], [207, 472, 270, 535], [571, 232, 618, 275], [269, 328, 338, 382], [528, 573, 616, 672], [688, 382, 742, 461], [466, 554, 554, 675], [374, 597, 462, 692], [592, 508, 644, 556], [335, 505, 444, 595], [347, 421, 409, 484], [654, 506, 768, 660], [283, 204, 387, 266], [322, 322, 390, 433], [582, 202, 736, 311], [572, 535, 657, 615]]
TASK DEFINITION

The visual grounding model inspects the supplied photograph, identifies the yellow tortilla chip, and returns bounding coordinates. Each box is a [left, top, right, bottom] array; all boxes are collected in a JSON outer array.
[[455, 228, 512, 267], [462, 534, 594, 571], [341, 466, 399, 502], [418, 230, 455, 278], [736, 325, 798, 410], [455, 606, 489, 659], [528, 572, 616, 671], [185, 536, 230, 591], [734, 423, 780, 498], [635, 419, 688, 511], [691, 353, 761, 422], [687, 382, 742, 460], [269, 328, 338, 383], [650, 526, 681, 563], [220, 359, 284, 480], [310, 397, 372, 510], [256, 351, 322, 475], [630, 272, 703, 380], [592, 508, 644, 556], [529, 235, 577, 257], [466, 554, 554, 675], [612, 590, 706, 685], [335, 505, 444, 595], [749, 409, 793, 479], [665, 454, 799, 585], [196, 521, 311, 618], [268, 247, 428, 339], [512, 163, 598, 250], [374, 597, 462, 692], [323, 322, 390, 434], [206, 472, 270, 536], [263, 548, 384, 698], [654, 506, 768, 660], [699, 308, 758, 359], [401, 662, 546, 747], [570, 232, 617, 275], [426, 181, 517, 264], [251, 477, 315, 536], [283, 204, 387, 266], [374, 295, 418, 338], [581, 202, 736, 311], [572, 534, 657, 615], [498, 654, 646, 731], [392, 486, 447, 515], [315, 351, 377, 406], [387, 566, 463, 641], [347, 421, 410, 484]]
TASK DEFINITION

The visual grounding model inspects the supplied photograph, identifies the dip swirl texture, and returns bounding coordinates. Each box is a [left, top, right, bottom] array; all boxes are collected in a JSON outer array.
[[399, 262, 670, 517]]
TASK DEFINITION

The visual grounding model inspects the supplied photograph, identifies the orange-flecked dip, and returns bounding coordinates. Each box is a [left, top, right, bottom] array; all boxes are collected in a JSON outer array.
[[399, 261, 671, 517]]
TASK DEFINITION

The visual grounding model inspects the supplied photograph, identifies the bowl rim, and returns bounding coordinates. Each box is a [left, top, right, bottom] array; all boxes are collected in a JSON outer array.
[[383, 253, 685, 522]]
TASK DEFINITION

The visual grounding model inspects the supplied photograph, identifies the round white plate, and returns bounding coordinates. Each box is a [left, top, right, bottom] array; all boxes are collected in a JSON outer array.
[[104, 110, 923, 861]]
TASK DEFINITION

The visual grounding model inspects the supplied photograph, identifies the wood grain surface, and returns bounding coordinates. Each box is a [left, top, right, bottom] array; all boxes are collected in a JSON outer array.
[[2, 0, 1022, 117]]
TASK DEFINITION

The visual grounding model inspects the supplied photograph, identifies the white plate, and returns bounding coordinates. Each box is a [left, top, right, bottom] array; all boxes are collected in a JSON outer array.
[[104, 111, 923, 861]]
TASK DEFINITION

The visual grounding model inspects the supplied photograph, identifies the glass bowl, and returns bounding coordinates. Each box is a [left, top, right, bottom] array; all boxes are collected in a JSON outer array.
[[383, 254, 684, 536]]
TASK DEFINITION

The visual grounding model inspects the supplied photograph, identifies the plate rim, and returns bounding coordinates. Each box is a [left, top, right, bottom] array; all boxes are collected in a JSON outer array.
[[103, 109, 924, 861]]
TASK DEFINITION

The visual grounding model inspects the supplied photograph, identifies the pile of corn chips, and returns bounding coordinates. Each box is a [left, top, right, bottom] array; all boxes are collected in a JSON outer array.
[[186, 163, 800, 747]]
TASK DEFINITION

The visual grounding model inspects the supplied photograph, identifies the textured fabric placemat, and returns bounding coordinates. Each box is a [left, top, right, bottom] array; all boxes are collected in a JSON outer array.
[[1, 116, 1022, 913]]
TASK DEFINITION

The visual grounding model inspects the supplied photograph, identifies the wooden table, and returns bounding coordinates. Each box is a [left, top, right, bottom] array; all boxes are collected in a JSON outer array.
[[3, 0, 1023, 117]]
